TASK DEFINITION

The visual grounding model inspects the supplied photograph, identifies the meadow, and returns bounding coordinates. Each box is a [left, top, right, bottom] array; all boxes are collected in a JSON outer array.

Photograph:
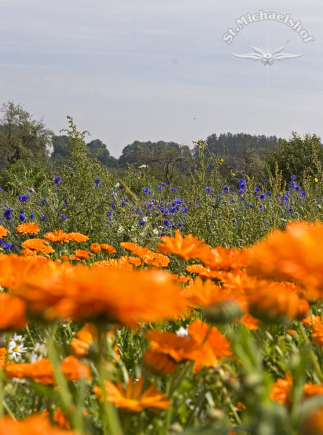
[[1, 120, 323, 435]]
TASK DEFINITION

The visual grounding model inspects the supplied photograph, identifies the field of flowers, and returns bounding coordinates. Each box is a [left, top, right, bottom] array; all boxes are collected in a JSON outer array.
[[2, 122, 323, 435]]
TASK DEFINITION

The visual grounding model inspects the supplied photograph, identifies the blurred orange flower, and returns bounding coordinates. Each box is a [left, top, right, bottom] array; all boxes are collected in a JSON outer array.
[[141, 252, 170, 268], [186, 264, 222, 280], [248, 221, 323, 301], [6, 358, 55, 384], [303, 381, 323, 398], [61, 356, 91, 381], [45, 230, 69, 244], [236, 313, 261, 330], [300, 406, 323, 435], [0, 225, 8, 238], [53, 408, 70, 430], [90, 243, 101, 254], [143, 348, 179, 375], [157, 230, 209, 260], [0, 348, 7, 369], [100, 244, 116, 254], [16, 223, 40, 235], [200, 247, 249, 271], [93, 258, 134, 271], [302, 315, 321, 326], [93, 376, 170, 412], [67, 232, 89, 242], [13, 266, 187, 327], [311, 318, 323, 347], [71, 323, 98, 357], [248, 281, 310, 324], [269, 371, 293, 405], [0, 293, 27, 331], [0, 415, 81, 435]]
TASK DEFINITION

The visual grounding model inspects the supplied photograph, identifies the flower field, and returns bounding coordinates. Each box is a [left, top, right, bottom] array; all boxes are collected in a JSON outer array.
[[2, 125, 323, 434]]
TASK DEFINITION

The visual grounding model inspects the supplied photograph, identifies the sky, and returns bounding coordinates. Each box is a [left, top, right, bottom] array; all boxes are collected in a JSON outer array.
[[1, 0, 322, 157]]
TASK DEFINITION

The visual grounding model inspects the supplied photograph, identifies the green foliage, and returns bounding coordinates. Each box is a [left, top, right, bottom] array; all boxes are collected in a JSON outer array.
[[0, 101, 53, 169], [266, 133, 323, 183]]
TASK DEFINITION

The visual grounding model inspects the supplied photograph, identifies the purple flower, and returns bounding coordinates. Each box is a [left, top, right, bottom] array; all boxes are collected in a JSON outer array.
[[163, 219, 171, 227], [161, 182, 166, 186], [60, 214, 67, 220], [95, 178, 101, 184], [53, 176, 61, 185], [171, 188, 177, 192], [291, 175, 296, 180], [18, 194, 29, 202], [19, 213, 26, 222], [205, 187, 212, 194], [3, 243, 13, 250], [259, 193, 266, 200]]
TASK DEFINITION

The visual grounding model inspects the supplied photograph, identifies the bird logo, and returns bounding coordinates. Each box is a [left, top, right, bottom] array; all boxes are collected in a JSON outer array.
[[231, 38, 305, 66]]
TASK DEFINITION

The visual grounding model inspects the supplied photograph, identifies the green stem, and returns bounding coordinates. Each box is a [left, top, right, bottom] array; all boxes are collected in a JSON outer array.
[[185, 389, 207, 428], [299, 323, 323, 382], [25, 325, 35, 346], [229, 402, 242, 425], [0, 370, 3, 419], [3, 400, 16, 421]]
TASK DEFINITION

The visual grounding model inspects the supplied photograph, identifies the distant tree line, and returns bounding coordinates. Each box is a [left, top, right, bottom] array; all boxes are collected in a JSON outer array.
[[1, 101, 322, 184]]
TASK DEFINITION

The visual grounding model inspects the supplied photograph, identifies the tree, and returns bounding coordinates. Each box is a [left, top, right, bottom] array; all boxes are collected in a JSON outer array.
[[0, 102, 53, 169], [119, 140, 192, 185], [86, 139, 119, 169], [266, 133, 323, 182]]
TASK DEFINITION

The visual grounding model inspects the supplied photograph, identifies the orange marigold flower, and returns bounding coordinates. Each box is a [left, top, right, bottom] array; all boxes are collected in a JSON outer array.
[[235, 313, 261, 330], [248, 281, 310, 324], [0, 225, 8, 238], [100, 244, 116, 254], [0, 415, 81, 435], [89, 243, 101, 254], [75, 250, 90, 259], [143, 348, 179, 375], [269, 371, 293, 405], [66, 232, 89, 242], [200, 246, 249, 271], [93, 376, 170, 412], [53, 407, 70, 430], [157, 230, 210, 260], [311, 318, 323, 347], [120, 242, 146, 256], [61, 356, 91, 381], [60, 255, 77, 261], [71, 323, 98, 358], [20, 248, 39, 257], [181, 277, 246, 311], [93, 257, 134, 271], [6, 358, 55, 384], [248, 221, 323, 302], [235, 402, 246, 411], [0, 293, 27, 331], [170, 274, 192, 284], [127, 256, 141, 267], [16, 223, 40, 235], [21, 238, 53, 254], [13, 266, 187, 327], [45, 230, 69, 244], [0, 348, 7, 369], [303, 381, 323, 399], [302, 315, 321, 326], [186, 264, 222, 280], [141, 252, 170, 267]]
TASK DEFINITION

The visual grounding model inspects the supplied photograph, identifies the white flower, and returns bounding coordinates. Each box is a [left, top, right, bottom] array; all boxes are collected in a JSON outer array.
[[153, 228, 159, 235], [118, 226, 124, 233], [115, 182, 120, 188], [30, 343, 46, 363], [9, 334, 27, 361], [176, 327, 189, 338], [138, 165, 147, 169], [143, 217, 148, 222]]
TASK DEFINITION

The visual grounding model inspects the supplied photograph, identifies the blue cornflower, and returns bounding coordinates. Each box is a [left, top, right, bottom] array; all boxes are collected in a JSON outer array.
[[178, 222, 183, 228], [259, 193, 266, 200], [163, 219, 171, 227], [238, 179, 246, 188], [18, 194, 29, 202], [171, 188, 177, 192], [42, 199, 48, 205], [3, 208, 12, 221], [267, 192, 272, 197], [264, 179, 269, 183], [19, 213, 26, 222], [95, 178, 101, 184], [161, 182, 166, 186], [53, 176, 61, 185], [60, 214, 67, 220], [182, 208, 188, 213], [139, 220, 146, 226], [238, 189, 244, 194], [240, 195, 245, 201], [30, 213, 34, 220], [3, 243, 13, 250], [41, 216, 47, 221], [143, 187, 152, 195], [98, 186, 102, 189], [295, 185, 302, 192], [291, 175, 296, 179], [300, 191, 307, 198], [290, 181, 297, 188], [29, 235, 35, 239], [222, 185, 230, 193], [157, 186, 162, 190], [205, 187, 212, 194], [255, 187, 261, 193], [0, 240, 3, 245]]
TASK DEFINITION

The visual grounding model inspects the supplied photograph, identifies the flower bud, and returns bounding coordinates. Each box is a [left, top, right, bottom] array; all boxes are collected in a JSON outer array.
[[204, 300, 243, 324]]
